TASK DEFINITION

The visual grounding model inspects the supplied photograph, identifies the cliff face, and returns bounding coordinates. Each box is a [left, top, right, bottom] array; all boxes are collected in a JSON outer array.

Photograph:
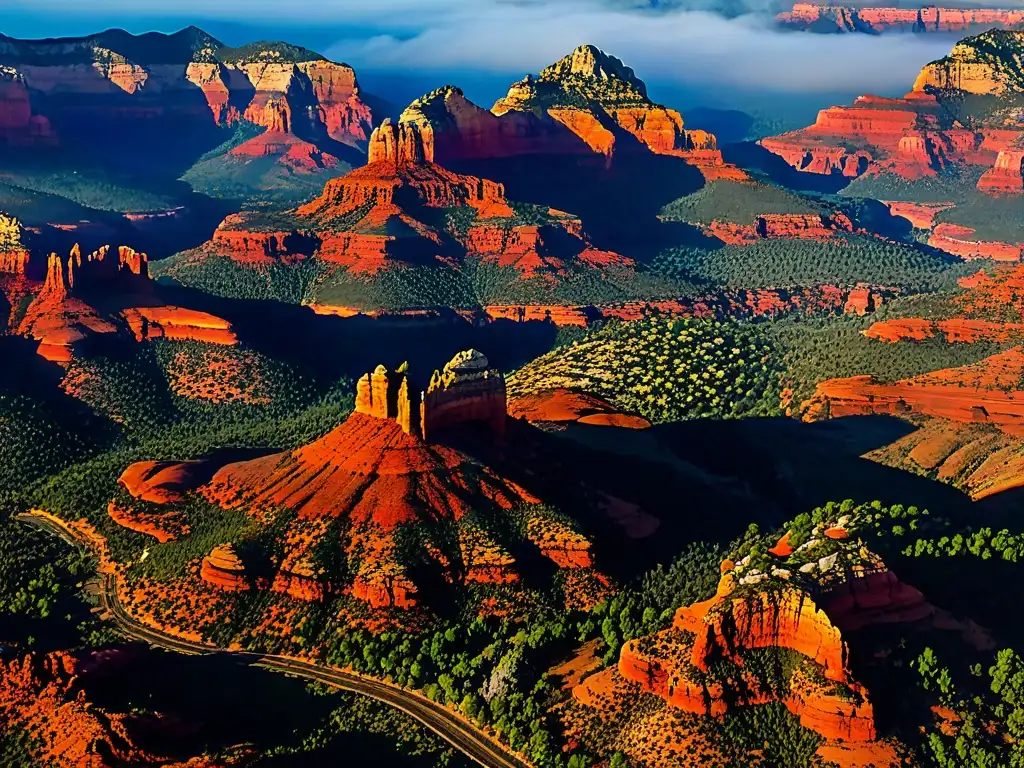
[[778, 3, 1024, 33], [762, 32, 1024, 195], [0, 66, 55, 146], [913, 31, 1024, 96], [0, 29, 373, 149], [0, 211, 29, 274]]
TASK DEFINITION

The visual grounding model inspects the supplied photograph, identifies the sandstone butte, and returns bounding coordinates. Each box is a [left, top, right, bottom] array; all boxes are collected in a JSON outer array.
[[760, 30, 1024, 196], [188, 350, 605, 610], [778, 3, 1024, 34], [383, 45, 747, 182], [206, 115, 633, 280], [0, 649, 228, 768], [9, 240, 239, 361], [0, 29, 372, 148]]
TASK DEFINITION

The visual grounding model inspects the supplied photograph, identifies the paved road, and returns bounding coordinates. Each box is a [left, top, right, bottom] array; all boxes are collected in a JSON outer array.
[[18, 512, 528, 768]]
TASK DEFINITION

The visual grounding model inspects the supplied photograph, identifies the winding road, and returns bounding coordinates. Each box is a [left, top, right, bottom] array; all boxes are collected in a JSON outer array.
[[17, 511, 528, 768]]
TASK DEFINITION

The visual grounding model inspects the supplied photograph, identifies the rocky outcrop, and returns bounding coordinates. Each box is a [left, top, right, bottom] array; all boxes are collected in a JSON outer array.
[[882, 200, 954, 229], [802, 347, 1024, 432], [0, 65, 56, 146], [978, 149, 1024, 195], [16, 244, 150, 362], [200, 543, 249, 591], [120, 306, 237, 345], [778, 3, 1024, 34], [107, 499, 190, 543], [615, 567, 877, 743], [913, 31, 1024, 96], [0, 651, 160, 768], [117, 460, 214, 504], [187, 353, 613, 613], [929, 223, 1022, 261], [0, 211, 29, 274], [708, 212, 855, 244], [864, 317, 1024, 344]]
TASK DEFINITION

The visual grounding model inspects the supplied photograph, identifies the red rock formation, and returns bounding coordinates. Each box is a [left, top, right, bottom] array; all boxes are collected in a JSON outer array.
[[802, 347, 1024, 432], [882, 200, 954, 229], [107, 499, 190, 543], [0, 651, 163, 768], [118, 460, 213, 504], [865, 317, 1024, 344], [929, 223, 1022, 261], [200, 543, 248, 591], [778, 3, 1024, 34], [615, 569, 878, 743], [120, 306, 237, 345], [388, 48, 747, 181], [0, 212, 29, 275], [760, 86, 1005, 181], [0, 66, 56, 146], [978, 149, 1024, 195], [508, 388, 651, 429]]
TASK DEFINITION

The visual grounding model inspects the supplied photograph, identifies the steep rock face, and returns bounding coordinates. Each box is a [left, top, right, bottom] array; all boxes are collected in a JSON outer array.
[[913, 31, 1024, 96], [227, 57, 372, 144], [778, 3, 1024, 33], [763, 32, 1024, 186], [614, 569, 877, 743], [17, 245, 150, 362], [0, 211, 29, 274], [677, 578, 848, 681], [759, 92, 984, 180], [0, 30, 373, 148], [978, 149, 1024, 194], [0, 65, 55, 146]]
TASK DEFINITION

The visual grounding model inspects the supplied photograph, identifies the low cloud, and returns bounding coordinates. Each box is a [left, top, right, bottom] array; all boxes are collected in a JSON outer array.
[[328, 4, 956, 95]]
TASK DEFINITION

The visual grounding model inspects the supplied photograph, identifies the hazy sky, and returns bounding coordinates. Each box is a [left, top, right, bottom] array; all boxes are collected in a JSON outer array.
[[0, 0, 959, 116]]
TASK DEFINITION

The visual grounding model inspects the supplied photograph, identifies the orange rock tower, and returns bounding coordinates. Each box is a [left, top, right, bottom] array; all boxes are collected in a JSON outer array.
[[354, 349, 507, 442]]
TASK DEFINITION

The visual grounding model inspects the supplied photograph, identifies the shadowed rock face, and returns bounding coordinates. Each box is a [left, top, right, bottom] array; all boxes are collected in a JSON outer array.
[[0, 29, 372, 147], [382, 46, 746, 183]]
